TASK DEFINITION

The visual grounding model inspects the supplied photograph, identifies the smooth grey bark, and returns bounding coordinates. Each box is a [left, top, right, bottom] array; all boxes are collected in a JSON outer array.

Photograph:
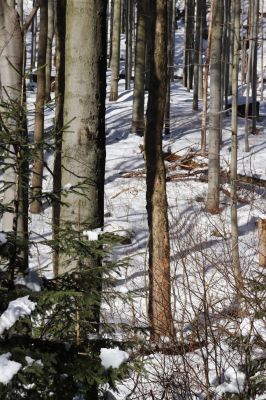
[[45, 0, 54, 101], [145, 0, 175, 341], [251, 0, 259, 134], [132, 0, 146, 135], [231, 0, 243, 291], [164, 0, 174, 134], [125, 0, 133, 89], [183, 0, 195, 90], [30, 0, 37, 75], [193, 0, 202, 111], [0, 1, 23, 232], [59, 0, 107, 274], [30, 0, 48, 214], [206, 0, 223, 213], [109, 0, 121, 101], [223, 0, 231, 109], [52, 0, 66, 277], [260, 0, 264, 102]]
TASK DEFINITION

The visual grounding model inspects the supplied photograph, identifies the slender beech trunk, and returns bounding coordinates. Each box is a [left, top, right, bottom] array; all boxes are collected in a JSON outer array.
[[171, 0, 176, 82], [109, 0, 121, 101], [193, 0, 202, 111], [145, 0, 175, 341], [231, 0, 243, 292], [52, 0, 66, 276], [132, 0, 146, 135], [201, 0, 214, 155], [184, 0, 195, 90], [251, 0, 259, 134], [261, 0, 264, 102], [0, 1, 23, 232], [125, 0, 133, 89], [45, 0, 54, 102], [164, 0, 173, 134], [206, 0, 223, 213], [108, 0, 114, 68], [30, 0, 48, 214], [59, 0, 107, 274], [224, 0, 231, 109], [30, 0, 37, 75]]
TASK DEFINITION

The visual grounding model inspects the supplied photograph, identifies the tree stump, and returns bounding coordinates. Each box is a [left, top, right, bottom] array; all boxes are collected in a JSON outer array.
[[258, 217, 266, 267]]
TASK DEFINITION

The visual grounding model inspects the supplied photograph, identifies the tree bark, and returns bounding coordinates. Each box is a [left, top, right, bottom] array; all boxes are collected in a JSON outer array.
[[30, 0, 48, 214], [45, 0, 54, 102], [206, 0, 223, 213], [0, 1, 23, 232], [59, 0, 107, 274], [125, 0, 133, 90], [132, 0, 146, 135], [52, 0, 66, 277], [109, 0, 121, 101], [231, 0, 243, 291], [258, 218, 266, 267], [145, 0, 175, 341]]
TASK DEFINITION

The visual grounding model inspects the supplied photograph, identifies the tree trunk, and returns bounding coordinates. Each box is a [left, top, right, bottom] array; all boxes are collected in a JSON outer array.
[[125, 0, 133, 90], [45, 0, 54, 102], [30, 0, 48, 214], [193, 0, 202, 111], [30, 0, 37, 76], [0, 1, 23, 232], [59, 0, 107, 274], [164, 0, 173, 134], [52, 0, 66, 277], [145, 0, 175, 341], [258, 218, 266, 268], [231, 0, 243, 291], [132, 0, 146, 135], [109, 0, 121, 101], [251, 0, 259, 134], [201, 0, 214, 155], [206, 0, 223, 213]]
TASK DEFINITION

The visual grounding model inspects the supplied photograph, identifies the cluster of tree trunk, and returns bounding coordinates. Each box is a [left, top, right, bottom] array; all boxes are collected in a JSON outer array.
[[0, 0, 264, 374]]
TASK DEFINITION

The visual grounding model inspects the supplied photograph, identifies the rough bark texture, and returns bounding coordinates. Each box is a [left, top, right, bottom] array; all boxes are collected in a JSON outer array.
[[193, 0, 202, 111], [132, 0, 146, 135], [109, 0, 121, 101], [231, 0, 243, 291], [206, 0, 223, 213], [52, 0, 66, 277], [30, 0, 48, 214], [144, 0, 175, 341], [59, 0, 107, 274]]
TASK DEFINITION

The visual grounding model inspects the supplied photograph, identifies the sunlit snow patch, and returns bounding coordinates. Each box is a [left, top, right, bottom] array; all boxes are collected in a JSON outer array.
[[0, 296, 36, 335], [0, 353, 22, 385], [100, 347, 129, 369]]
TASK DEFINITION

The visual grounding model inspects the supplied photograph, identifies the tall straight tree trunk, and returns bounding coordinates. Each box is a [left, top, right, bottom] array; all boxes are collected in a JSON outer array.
[[231, 0, 243, 291], [0, 1, 23, 232], [59, 0, 107, 274], [30, 0, 37, 75], [125, 0, 133, 90], [260, 0, 264, 102], [183, 0, 195, 90], [30, 0, 48, 214], [201, 0, 214, 155], [132, 0, 146, 135], [224, 0, 231, 109], [164, 0, 174, 134], [193, 0, 202, 111], [109, 0, 121, 101], [145, 0, 175, 341], [206, 0, 223, 213], [251, 0, 259, 134], [52, 0, 66, 276], [45, 0, 54, 102]]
